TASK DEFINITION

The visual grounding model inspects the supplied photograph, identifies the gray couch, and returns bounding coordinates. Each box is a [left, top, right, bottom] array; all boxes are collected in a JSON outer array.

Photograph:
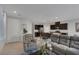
[[70, 36, 79, 49], [51, 35, 79, 55], [51, 35, 59, 43]]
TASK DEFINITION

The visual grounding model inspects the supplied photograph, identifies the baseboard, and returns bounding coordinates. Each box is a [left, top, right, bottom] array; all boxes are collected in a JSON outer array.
[[6, 40, 23, 44]]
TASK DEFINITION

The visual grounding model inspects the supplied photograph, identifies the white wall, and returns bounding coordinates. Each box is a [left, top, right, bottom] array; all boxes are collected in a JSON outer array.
[[20, 20, 51, 34], [44, 24, 50, 33], [19, 18, 79, 37], [6, 16, 21, 42], [60, 19, 79, 36], [41, 19, 79, 36], [67, 19, 79, 36], [0, 9, 6, 53], [20, 20, 32, 34], [0, 12, 4, 41]]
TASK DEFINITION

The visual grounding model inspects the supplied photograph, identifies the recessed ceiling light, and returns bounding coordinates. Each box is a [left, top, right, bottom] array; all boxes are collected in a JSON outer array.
[[13, 11, 17, 13]]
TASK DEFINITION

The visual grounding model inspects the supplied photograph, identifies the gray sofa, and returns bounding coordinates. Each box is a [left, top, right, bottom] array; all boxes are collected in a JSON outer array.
[[51, 35, 79, 55], [51, 35, 59, 43], [70, 36, 79, 49]]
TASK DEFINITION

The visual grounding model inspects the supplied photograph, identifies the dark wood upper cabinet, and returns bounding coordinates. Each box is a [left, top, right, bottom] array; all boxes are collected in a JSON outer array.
[[35, 32, 40, 37], [50, 25, 56, 30], [35, 25, 43, 30], [50, 22, 68, 30], [55, 22, 60, 25], [35, 25, 44, 37], [59, 23, 68, 30]]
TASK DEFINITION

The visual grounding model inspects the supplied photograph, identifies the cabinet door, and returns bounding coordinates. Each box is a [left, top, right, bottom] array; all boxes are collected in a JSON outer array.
[[35, 25, 43, 30], [59, 23, 67, 30], [50, 25, 56, 30], [35, 32, 40, 37]]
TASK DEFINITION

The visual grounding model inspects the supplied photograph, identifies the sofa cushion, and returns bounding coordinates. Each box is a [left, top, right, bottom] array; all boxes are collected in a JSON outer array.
[[70, 36, 79, 49], [51, 42, 67, 54], [66, 47, 79, 55], [52, 42, 79, 55], [59, 35, 70, 46], [51, 35, 59, 43]]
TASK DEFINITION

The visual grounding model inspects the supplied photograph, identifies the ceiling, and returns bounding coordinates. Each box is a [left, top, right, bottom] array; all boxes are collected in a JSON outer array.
[[1, 4, 79, 23]]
